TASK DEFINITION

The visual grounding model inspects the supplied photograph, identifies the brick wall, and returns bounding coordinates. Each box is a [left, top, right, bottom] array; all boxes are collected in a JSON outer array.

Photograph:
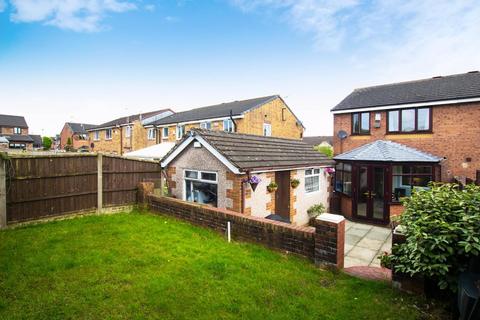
[[333, 103, 480, 182], [149, 194, 344, 267], [59, 124, 90, 150], [0, 127, 28, 135]]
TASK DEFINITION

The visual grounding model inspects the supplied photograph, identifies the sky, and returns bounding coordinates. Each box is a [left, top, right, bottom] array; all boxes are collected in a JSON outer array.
[[0, 0, 479, 137]]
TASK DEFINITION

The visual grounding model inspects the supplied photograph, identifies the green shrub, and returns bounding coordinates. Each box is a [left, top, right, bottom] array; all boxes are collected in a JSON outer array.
[[314, 145, 333, 158], [307, 204, 325, 218], [42, 136, 52, 150], [391, 183, 480, 291]]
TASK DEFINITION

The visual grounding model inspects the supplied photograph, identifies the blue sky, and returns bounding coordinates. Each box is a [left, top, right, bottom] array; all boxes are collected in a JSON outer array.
[[1, 0, 479, 136]]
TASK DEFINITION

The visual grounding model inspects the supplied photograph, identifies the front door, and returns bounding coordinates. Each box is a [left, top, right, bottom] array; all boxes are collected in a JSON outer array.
[[354, 165, 388, 223], [275, 171, 291, 222]]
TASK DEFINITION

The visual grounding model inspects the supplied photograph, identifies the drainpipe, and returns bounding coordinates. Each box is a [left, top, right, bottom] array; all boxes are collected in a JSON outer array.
[[229, 110, 237, 132]]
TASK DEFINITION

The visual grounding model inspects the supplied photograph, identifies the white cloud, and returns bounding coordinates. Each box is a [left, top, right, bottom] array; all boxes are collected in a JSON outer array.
[[0, 0, 6, 11], [145, 4, 155, 12], [230, 0, 480, 75], [8, 0, 137, 32]]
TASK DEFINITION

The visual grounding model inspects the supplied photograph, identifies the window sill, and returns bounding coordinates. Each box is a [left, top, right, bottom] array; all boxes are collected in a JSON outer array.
[[350, 133, 370, 136], [387, 131, 432, 135]]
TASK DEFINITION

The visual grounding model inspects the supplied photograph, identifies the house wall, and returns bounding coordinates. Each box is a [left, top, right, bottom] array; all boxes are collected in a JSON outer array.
[[60, 124, 91, 150], [293, 168, 330, 226], [158, 97, 304, 142], [0, 127, 28, 135], [165, 143, 234, 210], [88, 120, 156, 155], [244, 172, 272, 218], [333, 102, 480, 182]]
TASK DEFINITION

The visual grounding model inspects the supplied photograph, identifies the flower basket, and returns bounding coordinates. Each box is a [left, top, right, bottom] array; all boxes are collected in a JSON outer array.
[[244, 175, 261, 192], [290, 178, 300, 189], [324, 167, 335, 175], [267, 182, 278, 193]]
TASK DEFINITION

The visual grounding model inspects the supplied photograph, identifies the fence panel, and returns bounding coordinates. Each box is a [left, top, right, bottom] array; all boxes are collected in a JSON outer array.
[[5, 153, 161, 223]]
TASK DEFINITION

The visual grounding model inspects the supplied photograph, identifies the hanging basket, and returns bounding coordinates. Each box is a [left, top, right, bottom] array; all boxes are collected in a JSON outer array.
[[290, 179, 300, 189], [244, 175, 261, 192], [250, 182, 259, 191], [267, 182, 278, 193]]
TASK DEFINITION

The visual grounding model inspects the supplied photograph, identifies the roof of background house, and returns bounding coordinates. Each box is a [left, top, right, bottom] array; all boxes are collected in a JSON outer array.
[[0, 134, 34, 143], [332, 71, 480, 111], [0, 114, 28, 128], [89, 108, 174, 130], [66, 122, 97, 134], [162, 129, 334, 172], [29, 134, 43, 147], [302, 136, 333, 146], [333, 140, 442, 162], [151, 95, 303, 127]]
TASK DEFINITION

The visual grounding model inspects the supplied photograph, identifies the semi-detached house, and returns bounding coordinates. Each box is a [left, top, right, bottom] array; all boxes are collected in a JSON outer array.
[[331, 71, 480, 225]]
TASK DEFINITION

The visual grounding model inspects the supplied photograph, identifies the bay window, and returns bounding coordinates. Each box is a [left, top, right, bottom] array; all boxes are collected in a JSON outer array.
[[388, 108, 431, 133], [335, 163, 352, 196]]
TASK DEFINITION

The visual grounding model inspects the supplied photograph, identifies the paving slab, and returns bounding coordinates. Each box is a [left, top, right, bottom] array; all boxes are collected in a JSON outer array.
[[364, 229, 390, 241], [344, 256, 367, 268], [347, 227, 370, 238], [356, 237, 385, 250], [347, 246, 378, 263], [345, 233, 362, 246]]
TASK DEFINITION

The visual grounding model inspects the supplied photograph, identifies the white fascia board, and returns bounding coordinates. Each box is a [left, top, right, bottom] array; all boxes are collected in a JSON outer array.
[[331, 97, 480, 114], [155, 115, 244, 128], [160, 135, 242, 174]]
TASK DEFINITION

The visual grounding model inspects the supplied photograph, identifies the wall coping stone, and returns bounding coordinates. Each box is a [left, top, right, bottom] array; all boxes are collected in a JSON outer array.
[[317, 213, 345, 224]]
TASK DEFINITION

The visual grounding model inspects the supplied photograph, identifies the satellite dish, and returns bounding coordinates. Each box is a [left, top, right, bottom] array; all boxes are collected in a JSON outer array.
[[337, 130, 348, 140]]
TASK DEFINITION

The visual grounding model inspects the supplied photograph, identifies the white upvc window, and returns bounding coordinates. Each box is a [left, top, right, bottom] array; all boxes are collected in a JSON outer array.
[[223, 119, 234, 132], [263, 123, 272, 136], [147, 128, 156, 140], [94, 131, 100, 141], [305, 168, 321, 193], [162, 127, 169, 140], [200, 121, 212, 130], [176, 125, 185, 140], [125, 126, 131, 138], [13, 127, 21, 134], [184, 169, 218, 207], [105, 129, 112, 140]]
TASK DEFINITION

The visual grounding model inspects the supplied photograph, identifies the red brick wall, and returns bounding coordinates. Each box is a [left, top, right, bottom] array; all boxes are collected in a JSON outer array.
[[226, 172, 246, 212], [333, 103, 480, 182]]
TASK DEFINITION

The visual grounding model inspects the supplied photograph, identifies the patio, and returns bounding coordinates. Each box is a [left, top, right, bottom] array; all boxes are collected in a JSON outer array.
[[344, 220, 392, 268]]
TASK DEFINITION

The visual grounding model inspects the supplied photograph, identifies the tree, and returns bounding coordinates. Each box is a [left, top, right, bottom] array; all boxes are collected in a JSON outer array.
[[42, 136, 52, 150], [314, 145, 333, 158], [390, 183, 480, 291], [65, 137, 74, 152]]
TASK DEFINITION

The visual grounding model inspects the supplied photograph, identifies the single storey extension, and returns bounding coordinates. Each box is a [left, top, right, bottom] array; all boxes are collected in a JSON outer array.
[[161, 129, 334, 226]]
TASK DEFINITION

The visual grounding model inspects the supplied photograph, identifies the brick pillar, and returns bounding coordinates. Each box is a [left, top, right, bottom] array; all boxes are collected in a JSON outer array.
[[314, 213, 345, 269]]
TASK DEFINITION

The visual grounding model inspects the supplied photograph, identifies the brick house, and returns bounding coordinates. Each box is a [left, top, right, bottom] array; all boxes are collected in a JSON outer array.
[[331, 71, 480, 224], [148, 95, 305, 143], [161, 129, 334, 226], [0, 114, 34, 150], [60, 122, 97, 151], [86, 109, 174, 155]]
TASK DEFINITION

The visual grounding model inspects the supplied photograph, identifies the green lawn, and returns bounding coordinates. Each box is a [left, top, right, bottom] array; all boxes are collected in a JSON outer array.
[[0, 211, 438, 319]]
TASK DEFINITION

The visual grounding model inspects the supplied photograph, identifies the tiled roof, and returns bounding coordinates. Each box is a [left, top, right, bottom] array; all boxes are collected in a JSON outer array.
[[332, 71, 480, 111], [333, 140, 442, 162], [90, 109, 173, 130], [0, 114, 28, 128], [151, 95, 280, 126], [67, 122, 97, 134], [302, 136, 333, 146], [29, 135, 43, 147], [165, 129, 334, 172]]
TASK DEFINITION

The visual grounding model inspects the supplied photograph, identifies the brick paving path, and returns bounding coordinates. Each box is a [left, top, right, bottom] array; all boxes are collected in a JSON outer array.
[[344, 266, 392, 282]]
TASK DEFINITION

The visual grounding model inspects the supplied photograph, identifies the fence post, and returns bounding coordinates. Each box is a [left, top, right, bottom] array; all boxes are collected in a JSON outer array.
[[160, 167, 164, 196], [0, 156, 6, 228], [97, 153, 103, 213]]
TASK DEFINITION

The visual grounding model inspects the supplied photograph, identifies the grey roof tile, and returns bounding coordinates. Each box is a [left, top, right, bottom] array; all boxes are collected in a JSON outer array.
[[302, 136, 333, 146], [90, 109, 173, 130], [333, 140, 442, 162], [67, 122, 97, 134], [332, 71, 480, 111], [0, 134, 34, 143], [165, 129, 334, 172], [151, 95, 279, 126], [0, 114, 28, 128]]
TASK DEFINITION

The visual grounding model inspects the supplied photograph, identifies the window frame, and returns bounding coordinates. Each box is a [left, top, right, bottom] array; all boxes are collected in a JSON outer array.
[[125, 126, 131, 138], [94, 131, 100, 141], [334, 162, 352, 197], [223, 119, 234, 132], [305, 168, 321, 194], [105, 128, 112, 140], [176, 125, 185, 140], [162, 127, 169, 140], [351, 112, 370, 135], [263, 123, 272, 136], [391, 164, 434, 203], [13, 127, 21, 134], [387, 107, 432, 134], [200, 121, 212, 130], [147, 128, 156, 140], [183, 169, 219, 206]]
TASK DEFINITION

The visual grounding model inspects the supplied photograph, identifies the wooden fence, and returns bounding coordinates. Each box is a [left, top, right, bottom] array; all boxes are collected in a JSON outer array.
[[0, 153, 161, 225]]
